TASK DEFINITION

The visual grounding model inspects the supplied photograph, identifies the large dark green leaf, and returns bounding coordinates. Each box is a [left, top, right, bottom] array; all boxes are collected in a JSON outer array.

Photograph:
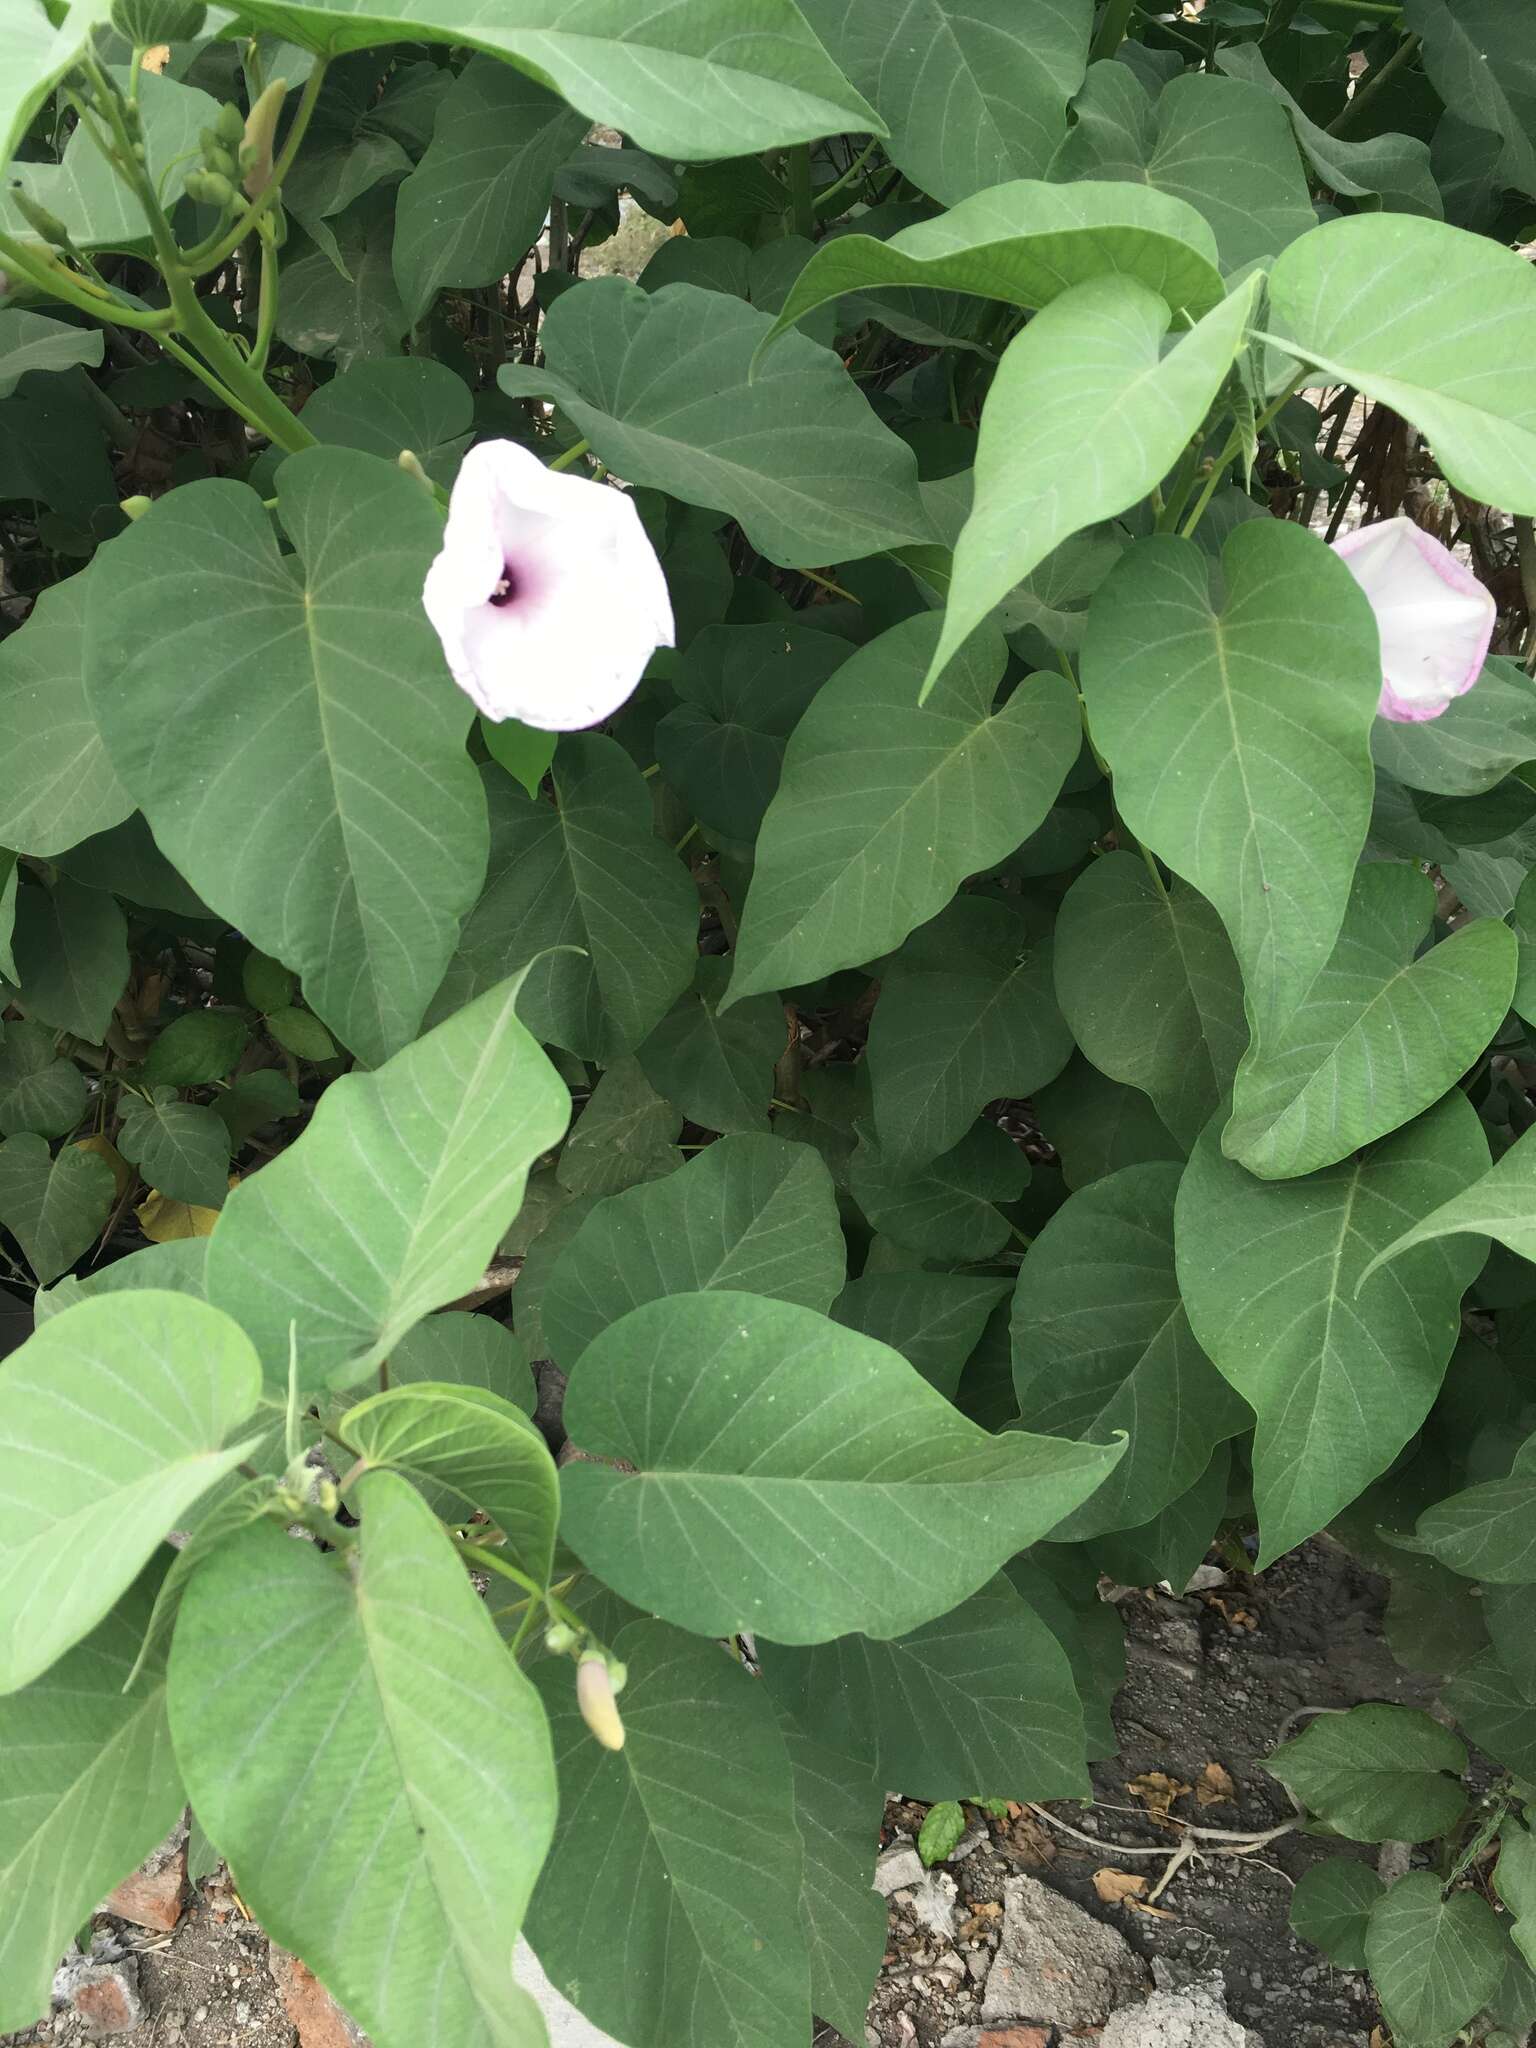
[[1224, 864, 1514, 1180], [1406, 0, 1536, 200], [117, 1093, 231, 1210], [0, 1293, 262, 1692], [778, 1723, 885, 2044], [764, 1571, 1090, 1801], [1053, 854, 1246, 1147], [927, 272, 1258, 692], [1267, 1704, 1468, 1842], [0, 569, 130, 860], [542, 1134, 844, 1368], [560, 1290, 1122, 1643], [227, 0, 882, 158], [85, 449, 487, 1067], [1011, 1163, 1248, 1539], [500, 280, 930, 568], [0, 1133, 113, 1285], [526, 1619, 808, 2048], [1413, 1432, 1536, 1584], [0, 1561, 184, 2033], [297, 358, 474, 485], [832, 1270, 1008, 1398], [429, 748, 698, 1064], [1176, 1092, 1489, 1564], [1365, 1873, 1505, 2048], [637, 959, 785, 1137], [169, 1475, 556, 2048], [799, 0, 1091, 205], [205, 977, 569, 1387], [1049, 64, 1315, 272], [849, 1118, 1027, 1262], [1082, 524, 1380, 1050], [393, 59, 588, 323], [556, 1058, 680, 1200], [9, 876, 126, 1044], [727, 616, 1078, 1003]]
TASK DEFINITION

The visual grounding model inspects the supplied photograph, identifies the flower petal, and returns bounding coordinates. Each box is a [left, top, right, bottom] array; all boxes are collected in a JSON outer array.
[[1331, 517, 1495, 725]]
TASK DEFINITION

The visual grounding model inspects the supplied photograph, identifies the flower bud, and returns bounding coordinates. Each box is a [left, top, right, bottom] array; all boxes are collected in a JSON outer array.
[[397, 448, 433, 493], [215, 100, 245, 148], [109, 0, 207, 41], [241, 78, 287, 198], [10, 189, 71, 246], [543, 1621, 577, 1655], [120, 494, 153, 521], [183, 169, 235, 209], [605, 1657, 628, 1695], [576, 1652, 625, 1751]]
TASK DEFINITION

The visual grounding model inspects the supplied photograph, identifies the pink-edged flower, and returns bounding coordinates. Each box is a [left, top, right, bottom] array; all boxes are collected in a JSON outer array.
[[422, 439, 674, 731], [1331, 517, 1495, 724]]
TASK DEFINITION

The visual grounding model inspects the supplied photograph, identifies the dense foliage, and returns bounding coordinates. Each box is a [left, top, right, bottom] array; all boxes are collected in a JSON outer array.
[[2, 1, 1536, 2044]]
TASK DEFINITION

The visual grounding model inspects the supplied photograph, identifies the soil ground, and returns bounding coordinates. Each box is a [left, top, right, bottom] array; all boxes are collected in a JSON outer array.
[[6, 1536, 1434, 2048]]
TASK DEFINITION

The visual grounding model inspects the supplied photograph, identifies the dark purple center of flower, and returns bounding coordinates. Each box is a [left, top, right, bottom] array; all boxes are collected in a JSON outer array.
[[488, 560, 521, 608]]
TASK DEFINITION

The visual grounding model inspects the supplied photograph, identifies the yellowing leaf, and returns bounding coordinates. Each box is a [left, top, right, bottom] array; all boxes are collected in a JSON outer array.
[[1196, 1761, 1237, 1808], [73, 1133, 131, 1202], [1093, 1867, 1149, 1906], [136, 1183, 231, 1240]]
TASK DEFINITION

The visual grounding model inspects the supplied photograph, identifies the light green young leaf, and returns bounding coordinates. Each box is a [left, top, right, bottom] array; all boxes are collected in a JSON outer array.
[[0, 0, 112, 174], [1375, 657, 1536, 798], [1081, 523, 1380, 1050], [764, 1570, 1091, 1802], [1359, 1123, 1536, 1290], [85, 448, 487, 1068], [542, 1133, 845, 1369], [393, 59, 588, 324], [798, 0, 1090, 205], [526, 1618, 809, 2048], [1365, 1873, 1505, 2048], [1216, 39, 1442, 218], [1052, 854, 1246, 1147], [1011, 1163, 1248, 1540], [777, 1722, 886, 2043], [1267, 1704, 1468, 1843], [1267, 214, 1536, 515], [867, 928, 1072, 1174], [35, 1238, 206, 1325], [428, 748, 698, 1064], [1289, 1860, 1386, 1972], [1, 68, 218, 251], [556, 1058, 680, 1200], [9, 877, 127, 1044], [0, 1133, 113, 1285], [927, 271, 1259, 695], [228, 0, 881, 158], [1050, 63, 1315, 272], [832, 1270, 1009, 1399], [849, 1118, 1027, 1262], [1176, 1091, 1489, 1565], [340, 1382, 558, 1584], [0, 1021, 87, 1139], [389, 1312, 535, 1411], [918, 1800, 967, 1867], [1412, 1434, 1536, 1584], [1496, 1824, 1536, 1974], [0, 1560, 184, 2034], [727, 616, 1079, 1003], [169, 1474, 556, 2048], [117, 1094, 231, 1210], [499, 280, 930, 568], [560, 1290, 1122, 1643], [758, 178, 1224, 359], [0, 310, 104, 401], [636, 961, 784, 1139], [0, 1293, 262, 1693], [1405, 0, 1536, 201], [205, 975, 569, 1388], [1225, 864, 1515, 1180]]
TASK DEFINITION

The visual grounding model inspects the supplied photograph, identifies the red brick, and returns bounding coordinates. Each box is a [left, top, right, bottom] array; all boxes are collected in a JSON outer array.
[[68, 1961, 144, 2036], [268, 1946, 370, 2048], [105, 1838, 187, 1932], [979, 2030, 1052, 2048]]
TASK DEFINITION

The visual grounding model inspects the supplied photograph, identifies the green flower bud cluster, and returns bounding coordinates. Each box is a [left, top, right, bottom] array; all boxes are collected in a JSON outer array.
[[183, 97, 248, 213]]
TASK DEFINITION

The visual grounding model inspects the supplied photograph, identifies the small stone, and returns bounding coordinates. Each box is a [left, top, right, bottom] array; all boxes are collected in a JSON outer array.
[[1100, 1981, 1265, 2048], [64, 1960, 144, 2037], [875, 1845, 925, 1896], [913, 1872, 959, 1939], [982, 1875, 1146, 2028], [235, 2001, 251, 2024], [267, 1947, 369, 2048], [104, 1832, 188, 1933]]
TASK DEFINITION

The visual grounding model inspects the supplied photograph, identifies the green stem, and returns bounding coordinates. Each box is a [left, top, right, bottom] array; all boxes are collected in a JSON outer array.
[[461, 1542, 586, 1639], [812, 137, 880, 217], [1156, 438, 1206, 533], [787, 143, 815, 240], [1138, 837, 1171, 902], [247, 221, 280, 378], [1179, 376, 1306, 541], [1091, 0, 1139, 62], [181, 60, 329, 273], [547, 437, 591, 472], [1328, 30, 1420, 136], [0, 231, 173, 332]]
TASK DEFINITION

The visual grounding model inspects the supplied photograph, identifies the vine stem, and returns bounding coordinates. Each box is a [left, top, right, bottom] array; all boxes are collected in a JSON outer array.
[[786, 143, 815, 240], [1090, 0, 1139, 62], [1178, 373, 1309, 541], [547, 438, 591, 472]]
